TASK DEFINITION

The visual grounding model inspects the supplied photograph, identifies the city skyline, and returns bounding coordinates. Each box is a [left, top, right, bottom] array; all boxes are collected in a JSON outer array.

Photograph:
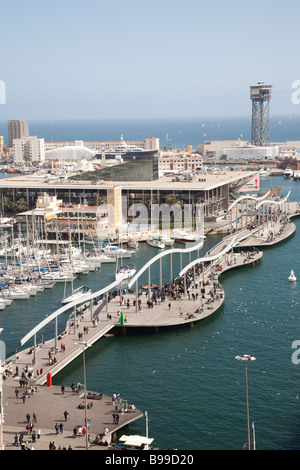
[[1, 0, 300, 120]]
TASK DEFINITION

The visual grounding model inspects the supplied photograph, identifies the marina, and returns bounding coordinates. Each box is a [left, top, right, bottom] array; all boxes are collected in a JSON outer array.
[[1, 186, 299, 449]]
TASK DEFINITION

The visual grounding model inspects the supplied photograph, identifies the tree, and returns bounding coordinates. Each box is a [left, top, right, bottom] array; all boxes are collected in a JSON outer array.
[[15, 198, 28, 213]]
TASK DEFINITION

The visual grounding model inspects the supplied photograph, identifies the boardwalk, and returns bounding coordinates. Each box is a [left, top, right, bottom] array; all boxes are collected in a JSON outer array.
[[1, 202, 299, 450]]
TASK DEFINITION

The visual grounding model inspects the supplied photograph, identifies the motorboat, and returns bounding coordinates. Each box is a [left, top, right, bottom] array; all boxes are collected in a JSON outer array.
[[116, 264, 137, 281], [259, 168, 270, 177], [174, 231, 197, 243], [284, 168, 293, 179], [288, 270, 297, 282], [118, 434, 154, 450], [61, 286, 92, 304], [101, 244, 132, 258], [128, 240, 139, 249], [160, 235, 174, 246], [147, 239, 165, 249]]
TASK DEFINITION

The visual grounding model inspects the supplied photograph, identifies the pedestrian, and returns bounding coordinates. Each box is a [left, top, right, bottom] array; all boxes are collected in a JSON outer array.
[[55, 423, 59, 435], [32, 430, 36, 443], [37, 428, 41, 439], [59, 423, 64, 434], [168, 303, 171, 310], [33, 411, 37, 423], [61, 385, 65, 394], [15, 388, 19, 399], [64, 410, 69, 421], [14, 434, 18, 446], [26, 413, 30, 423]]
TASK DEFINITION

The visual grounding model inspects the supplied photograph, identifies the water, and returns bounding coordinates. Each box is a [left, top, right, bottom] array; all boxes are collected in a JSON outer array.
[[1, 118, 300, 449], [1, 114, 300, 150]]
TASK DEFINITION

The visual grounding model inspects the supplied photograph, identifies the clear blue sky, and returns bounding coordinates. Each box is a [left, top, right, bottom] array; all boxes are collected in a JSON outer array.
[[1, 0, 300, 120]]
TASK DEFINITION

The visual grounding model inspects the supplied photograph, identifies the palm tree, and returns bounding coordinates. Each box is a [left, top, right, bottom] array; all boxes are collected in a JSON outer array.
[[15, 198, 28, 213], [1, 196, 14, 214]]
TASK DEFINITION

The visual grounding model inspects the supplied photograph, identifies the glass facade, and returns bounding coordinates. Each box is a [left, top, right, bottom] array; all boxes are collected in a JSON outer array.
[[71, 156, 159, 182]]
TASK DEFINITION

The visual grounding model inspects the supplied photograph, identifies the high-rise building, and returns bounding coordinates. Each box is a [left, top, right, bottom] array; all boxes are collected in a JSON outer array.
[[0, 136, 4, 154], [13, 136, 45, 164], [8, 120, 29, 147]]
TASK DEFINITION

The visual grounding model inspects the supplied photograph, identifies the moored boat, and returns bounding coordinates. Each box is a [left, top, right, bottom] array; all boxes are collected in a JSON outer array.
[[147, 239, 165, 249], [62, 285, 92, 304], [284, 167, 293, 179], [116, 264, 137, 280]]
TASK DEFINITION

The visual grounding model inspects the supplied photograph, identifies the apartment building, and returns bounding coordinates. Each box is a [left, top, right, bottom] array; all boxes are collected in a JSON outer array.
[[8, 120, 29, 147], [13, 136, 45, 164]]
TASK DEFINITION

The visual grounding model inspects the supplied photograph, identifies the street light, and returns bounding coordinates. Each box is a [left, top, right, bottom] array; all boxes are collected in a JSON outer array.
[[74, 341, 92, 450], [235, 354, 256, 450], [0, 329, 4, 450]]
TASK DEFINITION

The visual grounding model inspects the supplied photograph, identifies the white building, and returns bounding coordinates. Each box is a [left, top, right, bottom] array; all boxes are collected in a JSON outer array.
[[215, 144, 279, 160], [45, 141, 95, 161], [13, 136, 45, 164]]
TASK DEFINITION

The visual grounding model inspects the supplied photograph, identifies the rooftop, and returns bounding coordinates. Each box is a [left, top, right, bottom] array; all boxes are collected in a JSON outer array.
[[0, 170, 259, 192]]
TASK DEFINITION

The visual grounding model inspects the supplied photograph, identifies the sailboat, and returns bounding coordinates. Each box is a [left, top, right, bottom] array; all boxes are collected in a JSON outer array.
[[147, 239, 165, 249]]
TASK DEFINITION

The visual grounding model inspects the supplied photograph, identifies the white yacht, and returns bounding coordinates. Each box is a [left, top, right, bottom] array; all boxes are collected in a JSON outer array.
[[174, 231, 197, 243], [105, 135, 157, 160], [160, 235, 174, 246], [101, 244, 132, 258], [284, 168, 293, 179], [62, 286, 92, 304], [116, 265, 137, 281], [259, 168, 270, 176], [288, 270, 297, 282]]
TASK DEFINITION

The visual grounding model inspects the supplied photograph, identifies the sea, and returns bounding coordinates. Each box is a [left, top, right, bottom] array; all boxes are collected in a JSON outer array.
[[1, 116, 300, 450]]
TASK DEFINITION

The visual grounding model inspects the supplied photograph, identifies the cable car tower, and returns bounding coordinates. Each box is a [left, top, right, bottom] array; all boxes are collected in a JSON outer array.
[[250, 82, 272, 146]]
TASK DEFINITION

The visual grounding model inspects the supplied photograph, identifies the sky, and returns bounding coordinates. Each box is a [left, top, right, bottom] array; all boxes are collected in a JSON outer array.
[[1, 0, 300, 120]]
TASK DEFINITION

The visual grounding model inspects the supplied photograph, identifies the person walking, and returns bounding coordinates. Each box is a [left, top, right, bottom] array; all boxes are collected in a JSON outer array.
[[63, 410, 69, 421]]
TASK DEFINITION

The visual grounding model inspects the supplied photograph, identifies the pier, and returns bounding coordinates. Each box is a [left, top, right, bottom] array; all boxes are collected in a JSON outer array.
[[1, 198, 299, 450]]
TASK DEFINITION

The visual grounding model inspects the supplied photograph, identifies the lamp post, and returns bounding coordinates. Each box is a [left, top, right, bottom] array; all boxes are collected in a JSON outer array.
[[235, 354, 256, 450], [0, 328, 5, 450], [75, 341, 91, 450]]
